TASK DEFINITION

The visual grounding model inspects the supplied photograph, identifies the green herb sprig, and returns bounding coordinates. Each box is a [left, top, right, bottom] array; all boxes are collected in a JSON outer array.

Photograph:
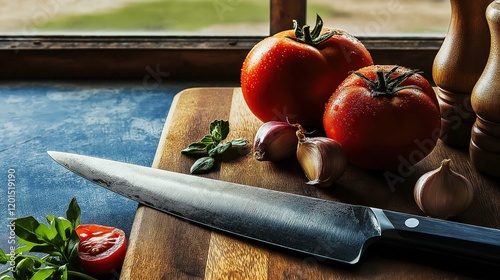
[[0, 198, 96, 280], [181, 120, 248, 174]]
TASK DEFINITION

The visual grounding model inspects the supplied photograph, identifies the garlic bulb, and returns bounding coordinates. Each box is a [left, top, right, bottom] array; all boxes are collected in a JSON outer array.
[[296, 128, 347, 188], [414, 159, 474, 219], [253, 121, 299, 161]]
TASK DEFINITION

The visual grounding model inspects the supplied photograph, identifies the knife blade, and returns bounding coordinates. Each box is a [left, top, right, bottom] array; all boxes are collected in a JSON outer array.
[[47, 151, 500, 265]]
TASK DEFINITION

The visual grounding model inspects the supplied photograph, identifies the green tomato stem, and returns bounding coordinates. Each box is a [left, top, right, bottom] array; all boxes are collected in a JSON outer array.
[[353, 66, 423, 97], [288, 14, 337, 47]]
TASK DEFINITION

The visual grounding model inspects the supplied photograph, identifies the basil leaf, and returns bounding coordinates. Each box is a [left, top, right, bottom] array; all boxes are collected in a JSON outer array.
[[41, 217, 62, 245], [0, 248, 8, 264], [208, 142, 232, 157], [66, 197, 80, 229], [57, 264, 68, 280], [181, 142, 209, 155], [190, 157, 215, 174], [15, 238, 51, 254], [200, 134, 215, 146], [6, 198, 96, 280], [183, 120, 247, 175], [17, 242, 57, 256], [16, 257, 36, 276], [53, 217, 72, 241], [229, 138, 248, 147], [14, 217, 43, 244], [65, 231, 80, 270], [210, 120, 229, 142], [15, 239, 37, 254], [34, 223, 53, 242], [30, 267, 56, 280], [22, 255, 50, 267]]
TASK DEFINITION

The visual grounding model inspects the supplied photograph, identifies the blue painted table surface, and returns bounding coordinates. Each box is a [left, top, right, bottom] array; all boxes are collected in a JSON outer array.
[[0, 80, 232, 271]]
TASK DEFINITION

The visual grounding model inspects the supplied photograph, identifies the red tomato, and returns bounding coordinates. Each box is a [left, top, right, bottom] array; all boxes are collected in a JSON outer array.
[[76, 224, 127, 275], [323, 65, 441, 171], [241, 15, 373, 127]]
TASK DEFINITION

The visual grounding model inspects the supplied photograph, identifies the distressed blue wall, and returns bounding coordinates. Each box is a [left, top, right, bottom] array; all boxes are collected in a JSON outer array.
[[0, 81, 184, 263]]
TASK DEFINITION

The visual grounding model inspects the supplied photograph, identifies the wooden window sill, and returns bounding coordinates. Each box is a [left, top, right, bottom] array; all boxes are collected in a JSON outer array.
[[0, 36, 443, 81]]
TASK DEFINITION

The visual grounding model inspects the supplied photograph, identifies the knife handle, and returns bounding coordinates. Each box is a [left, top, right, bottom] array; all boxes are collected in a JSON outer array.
[[377, 209, 500, 263]]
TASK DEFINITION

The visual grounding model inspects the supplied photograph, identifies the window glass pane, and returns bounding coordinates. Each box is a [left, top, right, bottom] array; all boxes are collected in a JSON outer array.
[[308, 0, 450, 36], [0, 0, 270, 35]]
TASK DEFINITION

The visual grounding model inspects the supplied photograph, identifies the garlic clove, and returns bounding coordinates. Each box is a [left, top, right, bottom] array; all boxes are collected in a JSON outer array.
[[414, 159, 474, 219], [296, 127, 347, 188], [253, 121, 299, 161]]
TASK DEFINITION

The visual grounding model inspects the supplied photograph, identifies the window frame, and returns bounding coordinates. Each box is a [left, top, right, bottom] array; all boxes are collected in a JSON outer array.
[[0, 0, 442, 82]]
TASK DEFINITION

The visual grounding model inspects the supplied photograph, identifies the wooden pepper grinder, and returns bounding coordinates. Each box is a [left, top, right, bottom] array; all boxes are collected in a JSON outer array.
[[432, 0, 492, 148], [470, 0, 500, 177]]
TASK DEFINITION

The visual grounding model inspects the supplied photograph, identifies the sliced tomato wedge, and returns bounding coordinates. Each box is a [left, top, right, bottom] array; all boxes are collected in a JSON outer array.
[[76, 224, 127, 275]]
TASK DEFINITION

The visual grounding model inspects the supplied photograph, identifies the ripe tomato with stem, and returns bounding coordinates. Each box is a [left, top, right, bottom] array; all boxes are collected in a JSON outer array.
[[241, 15, 373, 128], [323, 65, 441, 171]]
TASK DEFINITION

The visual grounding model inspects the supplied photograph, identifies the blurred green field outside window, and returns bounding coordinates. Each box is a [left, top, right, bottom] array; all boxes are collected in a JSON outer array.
[[309, 0, 450, 36], [0, 0, 449, 36]]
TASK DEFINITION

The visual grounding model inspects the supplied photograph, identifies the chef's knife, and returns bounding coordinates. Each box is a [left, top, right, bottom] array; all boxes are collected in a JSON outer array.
[[47, 151, 500, 265]]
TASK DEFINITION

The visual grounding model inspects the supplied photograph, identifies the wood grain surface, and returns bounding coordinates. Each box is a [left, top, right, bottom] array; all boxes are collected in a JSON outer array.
[[120, 88, 500, 279]]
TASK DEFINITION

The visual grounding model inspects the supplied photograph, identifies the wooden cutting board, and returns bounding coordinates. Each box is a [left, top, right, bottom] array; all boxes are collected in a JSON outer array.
[[120, 88, 500, 279]]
